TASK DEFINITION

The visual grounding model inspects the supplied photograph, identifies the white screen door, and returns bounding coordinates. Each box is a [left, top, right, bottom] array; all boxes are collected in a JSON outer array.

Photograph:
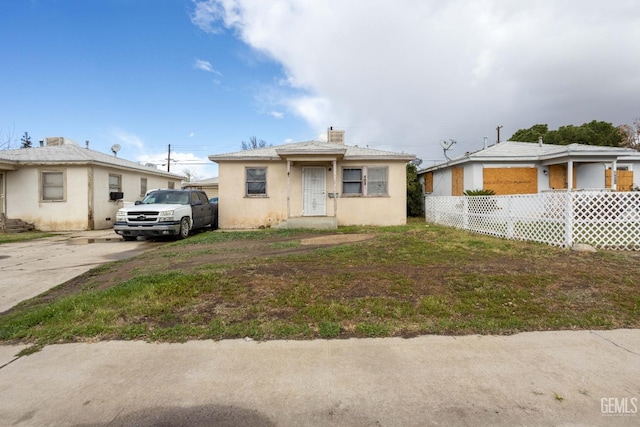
[[303, 167, 326, 216]]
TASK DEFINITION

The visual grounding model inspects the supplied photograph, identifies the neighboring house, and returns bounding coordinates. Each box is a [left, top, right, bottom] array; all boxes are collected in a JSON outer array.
[[0, 138, 183, 231], [208, 130, 415, 229], [419, 140, 640, 196], [182, 177, 218, 200]]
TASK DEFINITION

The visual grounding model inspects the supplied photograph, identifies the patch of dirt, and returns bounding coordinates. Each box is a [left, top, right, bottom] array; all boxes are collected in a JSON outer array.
[[15, 233, 376, 308], [8, 228, 640, 339], [300, 234, 375, 245]]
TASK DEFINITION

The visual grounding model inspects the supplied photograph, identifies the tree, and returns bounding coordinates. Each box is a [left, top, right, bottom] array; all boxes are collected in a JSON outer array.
[[618, 118, 640, 149], [406, 163, 424, 217], [509, 124, 549, 142], [241, 136, 269, 150], [0, 125, 15, 150], [20, 132, 32, 148], [181, 169, 197, 183], [509, 121, 625, 147]]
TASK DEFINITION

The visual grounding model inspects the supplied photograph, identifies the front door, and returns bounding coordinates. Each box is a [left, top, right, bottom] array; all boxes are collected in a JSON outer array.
[[303, 167, 326, 216]]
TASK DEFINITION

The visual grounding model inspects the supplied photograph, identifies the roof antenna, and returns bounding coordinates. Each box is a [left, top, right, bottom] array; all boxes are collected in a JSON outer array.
[[440, 139, 456, 161]]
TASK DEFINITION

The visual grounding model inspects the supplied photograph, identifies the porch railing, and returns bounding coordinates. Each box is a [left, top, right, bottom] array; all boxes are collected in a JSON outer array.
[[424, 190, 640, 250]]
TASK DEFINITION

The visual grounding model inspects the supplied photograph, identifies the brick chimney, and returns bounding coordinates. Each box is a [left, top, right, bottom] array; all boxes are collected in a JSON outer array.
[[327, 127, 345, 144]]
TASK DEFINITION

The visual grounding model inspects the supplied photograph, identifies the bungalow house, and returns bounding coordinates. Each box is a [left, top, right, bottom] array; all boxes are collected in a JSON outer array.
[[0, 137, 183, 231], [182, 177, 218, 201], [208, 130, 415, 229], [419, 140, 640, 196]]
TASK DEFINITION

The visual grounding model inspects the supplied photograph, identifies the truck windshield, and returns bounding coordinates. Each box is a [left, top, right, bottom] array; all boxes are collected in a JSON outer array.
[[142, 191, 189, 205]]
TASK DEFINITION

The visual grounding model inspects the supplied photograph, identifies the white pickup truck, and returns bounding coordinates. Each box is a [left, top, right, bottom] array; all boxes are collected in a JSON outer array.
[[114, 189, 217, 241]]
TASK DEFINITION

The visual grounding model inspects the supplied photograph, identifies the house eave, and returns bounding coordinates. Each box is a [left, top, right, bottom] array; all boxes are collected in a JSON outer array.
[[276, 148, 347, 160], [10, 159, 183, 179], [209, 155, 281, 162]]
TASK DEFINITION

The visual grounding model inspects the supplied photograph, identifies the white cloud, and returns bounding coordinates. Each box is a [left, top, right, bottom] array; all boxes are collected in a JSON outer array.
[[269, 111, 284, 119], [137, 150, 218, 181], [111, 129, 144, 150], [194, 58, 221, 75], [192, 0, 640, 162]]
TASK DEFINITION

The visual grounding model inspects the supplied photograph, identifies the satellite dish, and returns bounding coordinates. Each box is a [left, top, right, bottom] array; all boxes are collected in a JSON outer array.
[[441, 139, 457, 160], [111, 144, 121, 156], [440, 139, 456, 150]]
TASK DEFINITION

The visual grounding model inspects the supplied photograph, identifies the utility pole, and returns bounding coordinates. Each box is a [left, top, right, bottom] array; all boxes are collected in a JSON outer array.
[[167, 144, 171, 172], [496, 125, 503, 144]]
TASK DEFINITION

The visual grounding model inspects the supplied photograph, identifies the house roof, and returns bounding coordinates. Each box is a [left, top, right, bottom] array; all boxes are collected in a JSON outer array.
[[183, 177, 218, 186], [419, 141, 639, 173], [209, 140, 415, 162], [0, 143, 183, 178]]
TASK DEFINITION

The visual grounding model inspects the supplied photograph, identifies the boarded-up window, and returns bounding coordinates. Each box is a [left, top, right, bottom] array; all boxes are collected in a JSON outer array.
[[424, 172, 433, 193], [605, 170, 634, 191], [549, 165, 577, 190], [451, 167, 464, 196], [549, 165, 567, 189], [483, 168, 538, 195]]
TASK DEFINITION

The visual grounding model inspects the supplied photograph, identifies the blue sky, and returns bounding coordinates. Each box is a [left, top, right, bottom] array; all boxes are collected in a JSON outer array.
[[2, 1, 640, 178], [0, 0, 310, 178]]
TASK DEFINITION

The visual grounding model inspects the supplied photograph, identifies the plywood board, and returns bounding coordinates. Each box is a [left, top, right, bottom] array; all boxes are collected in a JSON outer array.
[[483, 167, 538, 195], [424, 172, 433, 193], [452, 167, 464, 196], [605, 170, 634, 191]]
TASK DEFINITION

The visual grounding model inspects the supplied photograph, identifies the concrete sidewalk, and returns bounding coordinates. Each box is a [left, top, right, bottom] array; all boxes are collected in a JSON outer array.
[[1, 329, 639, 426], [0, 230, 162, 312]]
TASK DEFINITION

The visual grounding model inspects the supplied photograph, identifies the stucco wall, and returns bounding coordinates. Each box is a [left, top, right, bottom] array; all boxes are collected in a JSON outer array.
[[92, 167, 181, 230], [217, 159, 409, 229], [5, 165, 182, 231], [6, 166, 90, 231]]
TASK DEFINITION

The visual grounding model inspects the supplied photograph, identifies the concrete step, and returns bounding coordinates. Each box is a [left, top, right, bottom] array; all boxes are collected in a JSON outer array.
[[2, 218, 35, 233], [279, 216, 338, 230]]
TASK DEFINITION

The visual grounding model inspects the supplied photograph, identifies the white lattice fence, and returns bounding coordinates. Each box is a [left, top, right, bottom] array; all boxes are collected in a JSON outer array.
[[425, 191, 640, 250]]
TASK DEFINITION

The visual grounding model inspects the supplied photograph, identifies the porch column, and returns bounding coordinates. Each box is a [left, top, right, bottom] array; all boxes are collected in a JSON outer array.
[[333, 159, 337, 218], [567, 160, 574, 190], [611, 160, 617, 190], [286, 160, 291, 219]]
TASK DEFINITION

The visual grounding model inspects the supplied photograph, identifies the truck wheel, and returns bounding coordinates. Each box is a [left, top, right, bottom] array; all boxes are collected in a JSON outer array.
[[178, 217, 190, 239], [122, 236, 137, 241], [212, 215, 218, 230]]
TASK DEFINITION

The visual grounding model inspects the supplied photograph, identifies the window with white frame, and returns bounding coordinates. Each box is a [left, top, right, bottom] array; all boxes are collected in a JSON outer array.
[[41, 171, 64, 201], [246, 167, 267, 196], [342, 166, 388, 196], [109, 174, 122, 192]]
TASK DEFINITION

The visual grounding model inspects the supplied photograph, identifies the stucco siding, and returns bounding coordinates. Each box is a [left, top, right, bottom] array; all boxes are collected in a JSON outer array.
[[218, 161, 289, 229], [92, 167, 181, 230], [7, 166, 90, 231], [218, 159, 409, 228]]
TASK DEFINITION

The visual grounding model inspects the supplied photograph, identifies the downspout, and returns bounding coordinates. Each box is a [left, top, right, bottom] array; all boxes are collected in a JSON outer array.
[[88, 166, 95, 230], [286, 160, 291, 219]]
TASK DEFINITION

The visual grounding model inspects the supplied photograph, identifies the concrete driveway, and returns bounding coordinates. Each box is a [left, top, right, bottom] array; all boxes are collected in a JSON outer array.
[[0, 230, 162, 313]]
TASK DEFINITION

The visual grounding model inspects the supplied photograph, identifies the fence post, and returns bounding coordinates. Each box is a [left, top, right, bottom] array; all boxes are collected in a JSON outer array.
[[564, 191, 573, 248]]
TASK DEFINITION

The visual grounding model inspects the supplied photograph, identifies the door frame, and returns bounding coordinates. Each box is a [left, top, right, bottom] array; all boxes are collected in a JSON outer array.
[[302, 167, 326, 216]]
